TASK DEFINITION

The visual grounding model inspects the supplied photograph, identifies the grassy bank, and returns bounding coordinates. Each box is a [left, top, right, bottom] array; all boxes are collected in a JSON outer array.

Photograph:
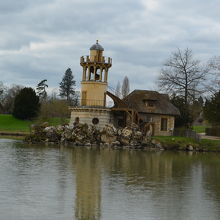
[[153, 136, 220, 152], [0, 114, 32, 132], [192, 125, 207, 133], [0, 114, 69, 134]]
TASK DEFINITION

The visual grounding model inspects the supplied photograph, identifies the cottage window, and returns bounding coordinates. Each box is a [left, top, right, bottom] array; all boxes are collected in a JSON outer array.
[[161, 118, 168, 131], [148, 101, 154, 107], [144, 100, 155, 107]]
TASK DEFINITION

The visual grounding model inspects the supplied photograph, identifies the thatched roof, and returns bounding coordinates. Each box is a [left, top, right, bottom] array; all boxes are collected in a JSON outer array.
[[124, 90, 180, 116]]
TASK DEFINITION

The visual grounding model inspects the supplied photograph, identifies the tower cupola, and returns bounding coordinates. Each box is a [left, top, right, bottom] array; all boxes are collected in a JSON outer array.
[[90, 40, 104, 51]]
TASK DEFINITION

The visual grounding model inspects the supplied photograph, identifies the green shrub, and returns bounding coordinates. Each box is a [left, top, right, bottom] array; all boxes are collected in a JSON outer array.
[[38, 99, 70, 123], [12, 87, 40, 120]]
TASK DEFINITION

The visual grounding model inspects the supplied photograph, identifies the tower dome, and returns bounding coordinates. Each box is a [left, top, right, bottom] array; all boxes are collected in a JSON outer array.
[[90, 40, 104, 51]]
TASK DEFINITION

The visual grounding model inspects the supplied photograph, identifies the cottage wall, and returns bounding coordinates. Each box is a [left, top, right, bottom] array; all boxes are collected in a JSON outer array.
[[152, 115, 175, 136], [139, 113, 175, 136]]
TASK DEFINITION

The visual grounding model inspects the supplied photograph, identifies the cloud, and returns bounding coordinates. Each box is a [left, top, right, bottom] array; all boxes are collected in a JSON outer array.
[[0, 0, 220, 93]]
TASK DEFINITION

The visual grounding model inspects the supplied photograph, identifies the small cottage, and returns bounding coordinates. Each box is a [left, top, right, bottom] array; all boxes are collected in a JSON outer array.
[[123, 90, 180, 136]]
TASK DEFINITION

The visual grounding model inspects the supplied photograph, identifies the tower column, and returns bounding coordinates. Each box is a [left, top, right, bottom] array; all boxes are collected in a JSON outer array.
[[104, 68, 108, 82], [82, 66, 86, 81], [100, 67, 103, 81], [88, 65, 91, 80], [94, 66, 96, 80]]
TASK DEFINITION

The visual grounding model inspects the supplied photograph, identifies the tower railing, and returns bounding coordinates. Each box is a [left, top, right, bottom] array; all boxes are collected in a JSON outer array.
[[80, 56, 112, 65]]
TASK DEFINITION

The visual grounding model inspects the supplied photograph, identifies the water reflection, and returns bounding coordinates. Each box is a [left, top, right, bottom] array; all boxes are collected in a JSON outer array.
[[73, 149, 101, 220], [1, 139, 220, 220], [71, 148, 220, 220]]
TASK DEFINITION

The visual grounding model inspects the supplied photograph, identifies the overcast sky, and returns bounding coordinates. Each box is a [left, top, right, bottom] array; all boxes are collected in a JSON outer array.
[[0, 0, 220, 92]]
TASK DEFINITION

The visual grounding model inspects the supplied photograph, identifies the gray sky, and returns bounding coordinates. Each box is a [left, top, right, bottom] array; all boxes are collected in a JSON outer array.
[[0, 0, 220, 92]]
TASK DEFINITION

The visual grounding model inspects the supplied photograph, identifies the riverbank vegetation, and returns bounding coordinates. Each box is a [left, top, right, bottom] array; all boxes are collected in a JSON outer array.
[[153, 136, 220, 152]]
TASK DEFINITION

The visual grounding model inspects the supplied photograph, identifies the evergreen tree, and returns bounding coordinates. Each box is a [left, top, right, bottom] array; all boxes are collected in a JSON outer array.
[[59, 68, 76, 102], [204, 91, 220, 125], [36, 79, 48, 100], [13, 87, 40, 120], [121, 76, 130, 98], [171, 95, 193, 127]]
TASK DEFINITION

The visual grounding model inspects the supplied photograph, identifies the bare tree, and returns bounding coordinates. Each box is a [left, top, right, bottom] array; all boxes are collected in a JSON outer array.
[[115, 81, 121, 98], [158, 48, 208, 104], [0, 82, 5, 101], [121, 76, 130, 98], [207, 56, 220, 94], [0, 82, 5, 113], [1, 84, 23, 113]]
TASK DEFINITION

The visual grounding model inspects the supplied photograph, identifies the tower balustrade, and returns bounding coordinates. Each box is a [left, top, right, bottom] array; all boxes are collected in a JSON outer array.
[[80, 56, 112, 65]]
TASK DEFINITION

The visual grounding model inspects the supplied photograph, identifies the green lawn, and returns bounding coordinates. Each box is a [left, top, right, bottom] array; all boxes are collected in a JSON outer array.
[[192, 125, 206, 133], [43, 117, 69, 126], [0, 114, 70, 133], [0, 114, 32, 132]]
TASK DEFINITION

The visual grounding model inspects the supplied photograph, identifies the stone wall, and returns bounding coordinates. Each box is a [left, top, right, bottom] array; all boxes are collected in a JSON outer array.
[[70, 107, 111, 129]]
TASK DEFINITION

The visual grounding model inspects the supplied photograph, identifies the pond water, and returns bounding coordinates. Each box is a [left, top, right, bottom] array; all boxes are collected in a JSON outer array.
[[1, 139, 220, 220]]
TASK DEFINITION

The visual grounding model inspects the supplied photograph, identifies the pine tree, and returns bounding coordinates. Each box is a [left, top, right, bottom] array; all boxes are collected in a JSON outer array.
[[121, 76, 130, 98], [36, 79, 48, 100], [59, 68, 76, 102]]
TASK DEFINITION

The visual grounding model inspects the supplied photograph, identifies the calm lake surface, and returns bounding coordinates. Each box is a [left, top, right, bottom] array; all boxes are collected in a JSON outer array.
[[1, 139, 220, 220]]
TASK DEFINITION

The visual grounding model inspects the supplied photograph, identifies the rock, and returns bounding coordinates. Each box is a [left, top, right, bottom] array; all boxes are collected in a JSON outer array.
[[101, 124, 117, 136], [25, 121, 155, 149], [117, 128, 122, 136], [141, 136, 151, 146], [44, 126, 55, 132], [62, 128, 73, 141], [101, 134, 117, 144], [130, 140, 139, 146], [100, 124, 117, 144], [120, 137, 130, 146], [151, 139, 163, 149], [85, 143, 92, 147], [112, 141, 121, 147], [186, 145, 194, 151], [121, 127, 133, 138]]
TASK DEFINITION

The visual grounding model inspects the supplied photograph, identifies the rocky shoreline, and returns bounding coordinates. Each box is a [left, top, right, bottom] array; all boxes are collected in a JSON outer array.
[[24, 123, 220, 152], [25, 123, 164, 150]]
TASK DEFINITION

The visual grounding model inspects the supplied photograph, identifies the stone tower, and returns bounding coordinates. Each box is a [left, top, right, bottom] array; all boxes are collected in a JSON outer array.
[[69, 41, 112, 128], [80, 40, 112, 107]]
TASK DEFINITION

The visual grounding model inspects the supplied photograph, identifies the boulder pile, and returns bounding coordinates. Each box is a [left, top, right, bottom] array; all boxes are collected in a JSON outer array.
[[25, 123, 160, 149]]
